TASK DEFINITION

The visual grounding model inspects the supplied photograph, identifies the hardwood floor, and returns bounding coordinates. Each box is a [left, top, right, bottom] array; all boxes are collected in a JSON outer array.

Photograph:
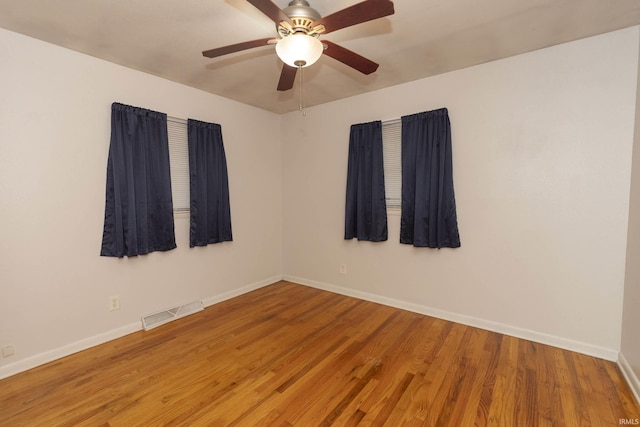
[[1, 281, 638, 426]]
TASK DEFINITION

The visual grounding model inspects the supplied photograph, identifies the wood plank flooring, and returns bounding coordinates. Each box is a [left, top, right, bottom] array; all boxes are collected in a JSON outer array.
[[1, 281, 638, 426]]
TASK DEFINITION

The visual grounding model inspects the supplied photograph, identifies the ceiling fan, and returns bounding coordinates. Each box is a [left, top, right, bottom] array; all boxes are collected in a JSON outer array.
[[202, 0, 395, 91]]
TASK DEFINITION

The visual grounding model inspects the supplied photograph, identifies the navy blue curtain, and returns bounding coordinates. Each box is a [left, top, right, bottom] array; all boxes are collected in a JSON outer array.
[[100, 103, 176, 257], [344, 121, 388, 241], [188, 119, 233, 247], [401, 108, 460, 248]]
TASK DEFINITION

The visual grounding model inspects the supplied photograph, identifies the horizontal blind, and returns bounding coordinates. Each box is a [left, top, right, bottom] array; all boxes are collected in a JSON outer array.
[[382, 120, 401, 209], [167, 117, 190, 212]]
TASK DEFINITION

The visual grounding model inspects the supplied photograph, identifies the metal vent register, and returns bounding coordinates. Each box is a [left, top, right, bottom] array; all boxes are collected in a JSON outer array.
[[142, 300, 204, 331]]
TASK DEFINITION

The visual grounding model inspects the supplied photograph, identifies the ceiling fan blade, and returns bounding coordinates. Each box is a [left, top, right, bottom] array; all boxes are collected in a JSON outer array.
[[202, 37, 274, 58], [322, 40, 379, 75], [312, 0, 394, 35], [247, 0, 292, 26], [277, 64, 298, 91]]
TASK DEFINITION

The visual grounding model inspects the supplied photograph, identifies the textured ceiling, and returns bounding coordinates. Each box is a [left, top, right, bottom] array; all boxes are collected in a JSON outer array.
[[1, 0, 639, 114]]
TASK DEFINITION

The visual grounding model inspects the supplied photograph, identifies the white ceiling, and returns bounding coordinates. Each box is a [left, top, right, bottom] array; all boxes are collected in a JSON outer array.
[[1, 0, 639, 114]]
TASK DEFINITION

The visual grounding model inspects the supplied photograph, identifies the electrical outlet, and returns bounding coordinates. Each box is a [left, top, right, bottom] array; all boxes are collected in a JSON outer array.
[[108, 295, 120, 311], [2, 345, 15, 358], [340, 264, 347, 275]]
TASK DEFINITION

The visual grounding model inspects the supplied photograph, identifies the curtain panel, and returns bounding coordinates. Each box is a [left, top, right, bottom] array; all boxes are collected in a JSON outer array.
[[344, 120, 388, 242], [401, 108, 460, 248], [100, 103, 176, 257], [188, 119, 233, 247]]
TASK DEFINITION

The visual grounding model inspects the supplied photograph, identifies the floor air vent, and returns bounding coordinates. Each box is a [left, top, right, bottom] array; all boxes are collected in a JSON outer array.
[[142, 300, 204, 331]]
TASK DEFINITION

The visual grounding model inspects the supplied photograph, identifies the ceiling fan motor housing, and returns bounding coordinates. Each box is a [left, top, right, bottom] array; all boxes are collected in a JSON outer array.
[[279, 0, 322, 37]]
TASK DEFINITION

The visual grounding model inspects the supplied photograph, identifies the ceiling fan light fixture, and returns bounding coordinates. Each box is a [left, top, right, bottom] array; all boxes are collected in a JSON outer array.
[[276, 33, 323, 68]]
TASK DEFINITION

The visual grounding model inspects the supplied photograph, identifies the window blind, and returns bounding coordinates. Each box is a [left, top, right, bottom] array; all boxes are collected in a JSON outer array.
[[167, 117, 190, 212], [382, 119, 401, 209]]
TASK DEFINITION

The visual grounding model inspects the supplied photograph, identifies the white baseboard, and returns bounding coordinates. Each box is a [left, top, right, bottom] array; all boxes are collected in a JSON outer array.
[[202, 275, 282, 308], [283, 274, 619, 362], [0, 322, 141, 381], [0, 275, 282, 381], [618, 352, 640, 405], [1, 274, 622, 383]]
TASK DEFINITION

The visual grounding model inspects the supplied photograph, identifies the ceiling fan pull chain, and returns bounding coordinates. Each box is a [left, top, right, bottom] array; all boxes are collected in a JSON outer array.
[[299, 65, 306, 116]]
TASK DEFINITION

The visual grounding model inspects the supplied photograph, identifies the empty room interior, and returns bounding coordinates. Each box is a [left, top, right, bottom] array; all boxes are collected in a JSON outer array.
[[1, 0, 640, 425]]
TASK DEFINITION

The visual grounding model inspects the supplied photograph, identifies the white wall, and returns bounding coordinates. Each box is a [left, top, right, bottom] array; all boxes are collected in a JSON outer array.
[[281, 27, 639, 359], [621, 30, 640, 401], [1, 24, 638, 380], [0, 28, 283, 378]]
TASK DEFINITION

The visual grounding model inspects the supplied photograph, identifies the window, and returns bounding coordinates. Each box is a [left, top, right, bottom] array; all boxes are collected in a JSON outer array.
[[382, 119, 401, 209], [167, 117, 190, 212]]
